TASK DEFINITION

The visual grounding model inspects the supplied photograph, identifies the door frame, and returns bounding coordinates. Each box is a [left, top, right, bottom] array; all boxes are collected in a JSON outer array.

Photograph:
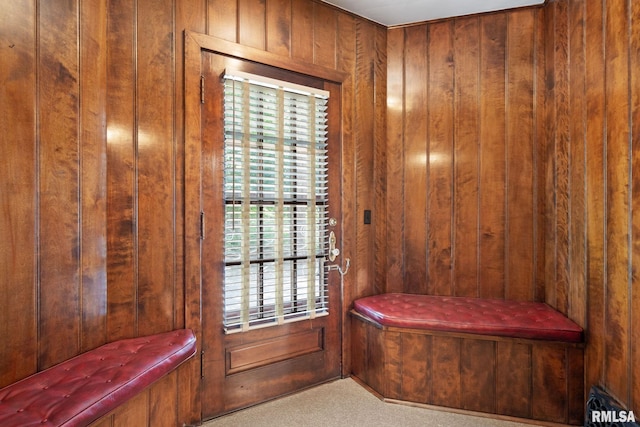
[[184, 30, 350, 419]]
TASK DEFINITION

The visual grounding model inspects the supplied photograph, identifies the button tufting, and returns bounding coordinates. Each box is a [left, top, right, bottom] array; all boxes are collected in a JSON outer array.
[[354, 293, 583, 342], [0, 329, 197, 427]]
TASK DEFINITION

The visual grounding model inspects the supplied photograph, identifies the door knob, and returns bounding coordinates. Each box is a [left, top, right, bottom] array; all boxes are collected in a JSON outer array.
[[328, 231, 339, 262]]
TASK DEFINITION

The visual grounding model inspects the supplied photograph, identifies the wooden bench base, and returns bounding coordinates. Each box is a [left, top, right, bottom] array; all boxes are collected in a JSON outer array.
[[351, 311, 584, 425]]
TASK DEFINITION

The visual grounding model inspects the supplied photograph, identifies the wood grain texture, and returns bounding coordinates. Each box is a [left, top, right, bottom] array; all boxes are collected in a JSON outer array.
[[386, 8, 541, 301], [583, 0, 606, 400], [373, 26, 388, 296], [266, 0, 291, 56], [106, 0, 137, 341], [136, 0, 176, 336], [354, 20, 376, 299], [10, 0, 640, 422], [80, 0, 108, 352], [552, 0, 571, 316], [545, 0, 640, 413], [38, 0, 82, 368], [0, 0, 38, 386], [567, 0, 587, 329], [426, 21, 454, 296], [336, 12, 357, 376], [531, 346, 567, 423], [238, 0, 266, 49], [496, 342, 531, 418], [313, 2, 337, 68], [351, 314, 583, 424], [2, 0, 386, 424], [430, 336, 461, 408], [461, 340, 495, 412], [385, 28, 405, 292], [452, 16, 480, 298], [604, 0, 631, 404], [291, 0, 314, 63], [403, 25, 428, 293], [543, 1, 558, 310], [631, 0, 640, 413], [208, 0, 237, 42], [478, 13, 507, 299], [506, 9, 535, 302], [400, 333, 431, 403]]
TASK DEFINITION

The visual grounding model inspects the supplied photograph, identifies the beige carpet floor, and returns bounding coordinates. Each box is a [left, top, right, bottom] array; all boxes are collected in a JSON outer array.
[[202, 378, 540, 427]]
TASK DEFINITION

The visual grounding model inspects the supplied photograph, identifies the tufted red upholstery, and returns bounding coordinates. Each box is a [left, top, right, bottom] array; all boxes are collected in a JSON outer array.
[[0, 329, 196, 427], [354, 293, 583, 343]]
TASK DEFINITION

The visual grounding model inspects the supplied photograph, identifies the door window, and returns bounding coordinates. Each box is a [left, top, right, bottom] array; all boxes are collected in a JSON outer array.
[[222, 71, 330, 332]]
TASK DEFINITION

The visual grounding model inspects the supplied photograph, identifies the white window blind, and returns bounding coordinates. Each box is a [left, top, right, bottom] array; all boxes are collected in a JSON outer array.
[[222, 70, 330, 333]]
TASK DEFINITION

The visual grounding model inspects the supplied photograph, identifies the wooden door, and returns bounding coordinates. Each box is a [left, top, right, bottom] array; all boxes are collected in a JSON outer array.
[[199, 51, 343, 419]]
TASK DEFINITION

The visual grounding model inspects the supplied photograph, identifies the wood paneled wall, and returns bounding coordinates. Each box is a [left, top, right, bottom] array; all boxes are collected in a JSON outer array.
[[544, 0, 640, 412], [0, 0, 385, 423], [384, 8, 545, 300], [1, 1, 109, 383]]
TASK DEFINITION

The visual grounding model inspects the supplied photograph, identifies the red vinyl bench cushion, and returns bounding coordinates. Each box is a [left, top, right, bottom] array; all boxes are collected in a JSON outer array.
[[353, 293, 583, 343], [0, 328, 196, 427]]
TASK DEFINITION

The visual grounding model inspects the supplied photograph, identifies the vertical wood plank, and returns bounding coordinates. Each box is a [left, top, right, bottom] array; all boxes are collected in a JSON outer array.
[[461, 339, 495, 412], [384, 331, 402, 399], [385, 28, 405, 292], [427, 21, 454, 296], [506, 9, 535, 301], [373, 26, 387, 296], [238, 0, 266, 50], [354, 20, 376, 299], [584, 0, 606, 393], [453, 16, 480, 298], [350, 317, 368, 382], [403, 25, 428, 293], [478, 13, 507, 298], [208, 0, 237, 42], [553, 0, 571, 315], [80, 0, 108, 352], [400, 333, 431, 403], [631, 0, 640, 412], [107, 0, 137, 341], [604, 0, 631, 405], [532, 345, 567, 423], [496, 341, 531, 418], [366, 322, 386, 395], [543, 1, 558, 309], [266, 0, 291, 57], [291, 0, 313, 63], [567, 346, 585, 425], [567, 0, 587, 328], [430, 336, 461, 408], [136, 0, 176, 335], [38, 0, 81, 368], [313, 2, 336, 69], [149, 372, 178, 427], [111, 391, 149, 426], [534, 7, 546, 303], [0, 0, 38, 386]]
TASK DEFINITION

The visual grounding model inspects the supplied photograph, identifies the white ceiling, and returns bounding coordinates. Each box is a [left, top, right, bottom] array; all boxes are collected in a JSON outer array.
[[320, 0, 545, 27]]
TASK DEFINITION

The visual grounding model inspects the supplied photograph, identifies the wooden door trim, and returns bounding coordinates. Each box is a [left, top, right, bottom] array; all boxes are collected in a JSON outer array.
[[184, 30, 348, 421]]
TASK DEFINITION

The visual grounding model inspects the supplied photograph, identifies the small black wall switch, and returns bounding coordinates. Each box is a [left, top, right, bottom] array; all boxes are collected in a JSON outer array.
[[364, 210, 372, 225]]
